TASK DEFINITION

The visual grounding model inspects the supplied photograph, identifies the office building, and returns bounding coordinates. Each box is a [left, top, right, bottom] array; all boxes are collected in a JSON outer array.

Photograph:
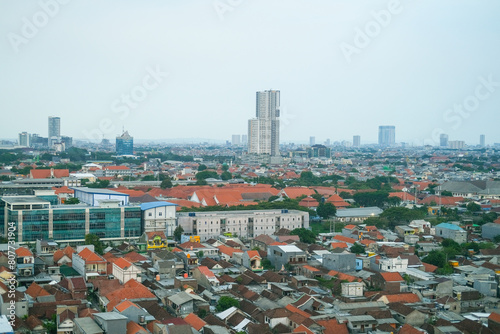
[[309, 136, 315, 146], [480, 134, 485, 147], [116, 131, 134, 156], [248, 90, 280, 156], [241, 135, 248, 146], [353, 135, 361, 147], [440, 134, 449, 147], [177, 209, 309, 241], [448, 140, 465, 150], [325, 138, 331, 146], [48, 116, 61, 148], [378, 126, 395, 146], [18, 132, 30, 147], [307, 145, 331, 158], [0, 195, 141, 243], [231, 134, 241, 146]]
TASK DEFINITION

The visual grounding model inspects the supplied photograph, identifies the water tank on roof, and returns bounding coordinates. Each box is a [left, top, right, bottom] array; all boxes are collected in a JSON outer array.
[[281, 209, 288, 213], [189, 212, 196, 217]]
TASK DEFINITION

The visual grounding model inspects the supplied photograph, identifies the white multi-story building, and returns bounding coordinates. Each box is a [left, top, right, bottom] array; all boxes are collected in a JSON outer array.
[[378, 256, 408, 272], [248, 90, 280, 156], [177, 209, 309, 241]]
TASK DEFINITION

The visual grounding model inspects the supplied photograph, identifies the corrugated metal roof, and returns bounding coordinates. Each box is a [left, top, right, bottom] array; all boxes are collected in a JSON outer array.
[[140, 201, 177, 211]]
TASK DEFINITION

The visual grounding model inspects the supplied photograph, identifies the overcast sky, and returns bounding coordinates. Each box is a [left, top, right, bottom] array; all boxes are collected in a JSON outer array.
[[1, 0, 500, 145]]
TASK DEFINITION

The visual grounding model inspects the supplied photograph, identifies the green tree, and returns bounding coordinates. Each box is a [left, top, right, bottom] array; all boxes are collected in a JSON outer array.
[[466, 202, 481, 213], [350, 243, 365, 254], [84, 234, 104, 255], [339, 191, 352, 199], [196, 170, 218, 180], [86, 179, 110, 188], [65, 197, 80, 205], [494, 235, 500, 243], [290, 228, 316, 244], [316, 202, 336, 219], [160, 177, 173, 189], [261, 258, 273, 270], [173, 226, 184, 242], [220, 171, 232, 180], [353, 191, 389, 207], [195, 178, 208, 185], [198, 164, 207, 171], [422, 250, 447, 268], [216, 296, 240, 312], [197, 309, 207, 318], [441, 190, 453, 197], [221, 164, 229, 171]]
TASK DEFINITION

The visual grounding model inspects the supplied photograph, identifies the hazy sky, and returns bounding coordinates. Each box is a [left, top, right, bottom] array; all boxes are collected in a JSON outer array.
[[1, 0, 500, 145]]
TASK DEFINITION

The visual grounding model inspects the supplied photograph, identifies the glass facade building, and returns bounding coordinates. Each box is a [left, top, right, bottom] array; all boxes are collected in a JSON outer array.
[[1, 196, 141, 243]]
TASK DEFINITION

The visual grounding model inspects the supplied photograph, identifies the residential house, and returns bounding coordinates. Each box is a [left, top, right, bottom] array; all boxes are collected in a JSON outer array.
[[372, 272, 404, 293], [267, 245, 307, 270], [166, 291, 208, 316], [388, 302, 428, 327], [15, 247, 34, 277], [112, 257, 142, 284], [435, 223, 467, 244], [192, 266, 219, 290], [242, 250, 263, 272], [322, 252, 356, 272], [72, 247, 107, 278]]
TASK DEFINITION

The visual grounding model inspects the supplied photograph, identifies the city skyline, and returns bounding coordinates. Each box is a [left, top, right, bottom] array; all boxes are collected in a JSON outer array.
[[1, 1, 500, 145]]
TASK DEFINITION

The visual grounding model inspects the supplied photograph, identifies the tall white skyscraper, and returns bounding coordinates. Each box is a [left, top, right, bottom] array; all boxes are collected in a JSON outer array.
[[248, 90, 280, 156], [18, 132, 30, 147], [309, 136, 315, 146], [378, 126, 395, 146], [440, 134, 449, 147], [480, 134, 485, 147], [48, 116, 61, 148]]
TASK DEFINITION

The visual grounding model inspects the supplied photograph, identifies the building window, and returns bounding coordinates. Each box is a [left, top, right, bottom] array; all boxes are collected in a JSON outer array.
[[159, 212, 162, 216], [148, 213, 152, 217]]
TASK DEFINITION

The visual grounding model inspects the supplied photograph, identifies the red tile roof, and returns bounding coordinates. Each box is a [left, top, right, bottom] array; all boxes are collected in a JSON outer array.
[[327, 270, 362, 282], [126, 321, 147, 334], [246, 250, 260, 259], [282, 187, 315, 199], [333, 235, 356, 244], [488, 311, 500, 323], [422, 262, 438, 273], [184, 313, 207, 331], [26, 282, 51, 299], [179, 241, 205, 250], [15, 247, 33, 257], [30, 168, 69, 179], [196, 266, 216, 278], [316, 319, 348, 334], [115, 300, 140, 312], [217, 245, 243, 257], [78, 247, 105, 263], [113, 257, 133, 270], [380, 272, 404, 282], [123, 251, 147, 263], [285, 304, 310, 318], [381, 293, 420, 303], [331, 242, 348, 249]]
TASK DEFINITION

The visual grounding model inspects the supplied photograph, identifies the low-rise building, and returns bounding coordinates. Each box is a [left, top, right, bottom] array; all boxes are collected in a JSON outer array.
[[435, 223, 467, 244]]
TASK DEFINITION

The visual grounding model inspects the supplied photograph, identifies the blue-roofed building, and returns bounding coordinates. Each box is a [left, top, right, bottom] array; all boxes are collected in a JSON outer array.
[[72, 187, 129, 207], [436, 223, 467, 244], [140, 201, 177, 237]]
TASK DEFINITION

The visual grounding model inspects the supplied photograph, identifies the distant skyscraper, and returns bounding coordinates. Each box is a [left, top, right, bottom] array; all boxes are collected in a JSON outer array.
[[440, 134, 449, 147], [232, 135, 241, 146], [378, 126, 395, 146], [449, 140, 465, 150], [309, 136, 315, 146], [18, 132, 30, 147], [353, 135, 361, 147], [116, 131, 134, 155], [48, 116, 61, 148], [325, 139, 331, 146], [241, 135, 248, 146], [248, 90, 280, 156], [480, 134, 485, 147]]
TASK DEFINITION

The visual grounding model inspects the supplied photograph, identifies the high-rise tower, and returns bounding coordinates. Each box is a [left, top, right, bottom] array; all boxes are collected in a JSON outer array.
[[248, 90, 280, 156]]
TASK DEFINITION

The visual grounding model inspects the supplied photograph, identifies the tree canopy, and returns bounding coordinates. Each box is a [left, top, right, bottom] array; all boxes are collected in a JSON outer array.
[[290, 228, 316, 244], [216, 296, 240, 312]]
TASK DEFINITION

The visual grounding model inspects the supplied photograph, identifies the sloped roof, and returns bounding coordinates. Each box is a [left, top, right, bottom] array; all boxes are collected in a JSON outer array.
[[113, 257, 133, 270], [184, 313, 207, 331], [15, 247, 33, 257], [26, 282, 51, 299], [78, 247, 105, 263], [380, 272, 404, 282]]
